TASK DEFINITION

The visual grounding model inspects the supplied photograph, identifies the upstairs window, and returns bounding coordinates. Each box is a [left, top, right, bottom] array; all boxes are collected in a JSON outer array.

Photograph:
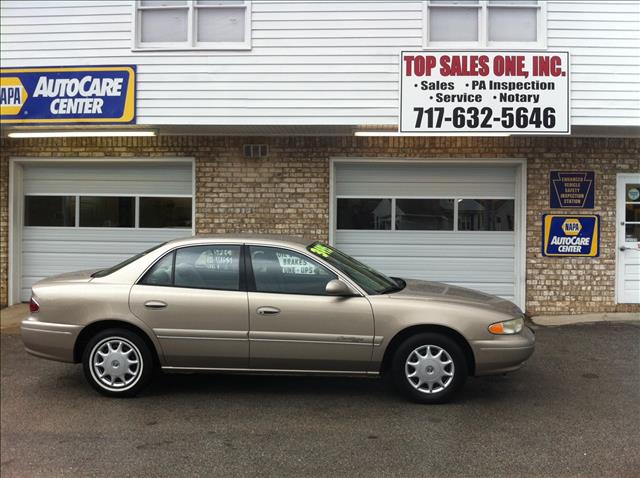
[[424, 0, 545, 48], [135, 0, 251, 50]]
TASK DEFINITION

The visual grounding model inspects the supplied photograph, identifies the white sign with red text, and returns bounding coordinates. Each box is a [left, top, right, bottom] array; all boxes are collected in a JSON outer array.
[[400, 51, 570, 134]]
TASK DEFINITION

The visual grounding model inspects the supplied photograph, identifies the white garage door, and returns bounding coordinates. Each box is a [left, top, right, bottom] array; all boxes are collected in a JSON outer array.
[[19, 161, 193, 301], [333, 162, 522, 305]]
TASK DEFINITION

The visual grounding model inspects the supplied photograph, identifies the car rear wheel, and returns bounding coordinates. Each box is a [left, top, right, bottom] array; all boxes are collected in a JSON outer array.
[[82, 328, 154, 398], [391, 333, 468, 404]]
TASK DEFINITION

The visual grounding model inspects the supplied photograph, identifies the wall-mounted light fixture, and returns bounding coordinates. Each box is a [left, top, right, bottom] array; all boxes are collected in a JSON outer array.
[[7, 130, 157, 138]]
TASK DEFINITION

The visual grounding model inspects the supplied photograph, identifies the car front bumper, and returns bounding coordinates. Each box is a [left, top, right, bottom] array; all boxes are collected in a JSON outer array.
[[21, 318, 82, 363], [471, 326, 536, 376]]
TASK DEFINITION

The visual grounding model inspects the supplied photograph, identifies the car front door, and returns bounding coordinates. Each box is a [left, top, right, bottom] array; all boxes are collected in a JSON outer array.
[[246, 245, 374, 372], [129, 243, 249, 369]]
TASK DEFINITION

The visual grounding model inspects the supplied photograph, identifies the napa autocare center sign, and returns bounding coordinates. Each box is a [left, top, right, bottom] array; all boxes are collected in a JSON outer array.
[[400, 51, 570, 134], [542, 215, 600, 257], [0, 66, 136, 124]]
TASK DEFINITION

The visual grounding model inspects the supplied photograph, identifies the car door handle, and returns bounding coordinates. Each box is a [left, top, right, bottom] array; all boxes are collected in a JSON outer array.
[[256, 306, 280, 316], [144, 300, 168, 310]]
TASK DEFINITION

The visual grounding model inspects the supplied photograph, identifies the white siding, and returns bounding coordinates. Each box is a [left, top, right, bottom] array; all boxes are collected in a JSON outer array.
[[1, 0, 638, 127]]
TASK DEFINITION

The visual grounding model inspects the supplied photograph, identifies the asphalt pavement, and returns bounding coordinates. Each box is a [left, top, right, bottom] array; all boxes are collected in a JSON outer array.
[[1, 322, 639, 478]]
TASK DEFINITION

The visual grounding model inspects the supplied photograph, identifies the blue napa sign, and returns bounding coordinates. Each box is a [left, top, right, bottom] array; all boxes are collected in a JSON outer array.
[[550, 171, 595, 209], [542, 214, 600, 257], [0, 66, 136, 124]]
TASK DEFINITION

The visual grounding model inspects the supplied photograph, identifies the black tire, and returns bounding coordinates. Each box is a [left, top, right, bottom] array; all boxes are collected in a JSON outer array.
[[82, 328, 154, 398], [391, 333, 468, 404]]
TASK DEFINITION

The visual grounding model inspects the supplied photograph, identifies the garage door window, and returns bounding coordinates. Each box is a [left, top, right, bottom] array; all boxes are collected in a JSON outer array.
[[396, 199, 454, 231], [24, 195, 75, 227], [337, 199, 391, 230], [79, 197, 135, 228], [139, 197, 192, 228], [458, 199, 514, 231], [337, 197, 514, 232], [24, 195, 192, 229]]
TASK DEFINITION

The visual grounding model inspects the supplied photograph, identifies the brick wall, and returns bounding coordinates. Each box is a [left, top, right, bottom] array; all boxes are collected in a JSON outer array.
[[1, 136, 638, 315]]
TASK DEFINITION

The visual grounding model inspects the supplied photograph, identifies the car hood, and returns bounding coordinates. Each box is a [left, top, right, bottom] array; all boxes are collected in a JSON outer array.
[[34, 269, 99, 286], [388, 279, 522, 316]]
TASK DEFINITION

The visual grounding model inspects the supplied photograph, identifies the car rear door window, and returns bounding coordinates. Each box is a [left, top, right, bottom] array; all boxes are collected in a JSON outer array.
[[140, 251, 174, 286], [174, 245, 241, 291], [249, 246, 336, 295]]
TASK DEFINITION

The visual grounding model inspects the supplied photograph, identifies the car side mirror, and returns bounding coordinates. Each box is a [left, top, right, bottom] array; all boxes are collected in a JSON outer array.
[[326, 279, 356, 297]]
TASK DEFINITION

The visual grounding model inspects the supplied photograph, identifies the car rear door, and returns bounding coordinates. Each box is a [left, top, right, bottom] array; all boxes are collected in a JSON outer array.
[[129, 243, 249, 369], [246, 245, 374, 372]]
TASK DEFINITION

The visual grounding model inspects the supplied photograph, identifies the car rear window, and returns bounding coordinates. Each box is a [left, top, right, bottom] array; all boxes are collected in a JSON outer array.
[[91, 243, 167, 278]]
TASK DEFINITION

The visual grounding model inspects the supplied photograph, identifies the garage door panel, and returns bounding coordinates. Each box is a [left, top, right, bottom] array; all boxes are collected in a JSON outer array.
[[334, 244, 513, 259], [22, 228, 190, 252], [352, 258, 514, 282], [336, 163, 516, 197], [23, 164, 192, 182], [23, 163, 192, 195], [351, 256, 515, 272], [336, 230, 515, 246], [25, 180, 191, 196], [22, 227, 189, 243], [338, 181, 515, 198], [337, 163, 516, 184]]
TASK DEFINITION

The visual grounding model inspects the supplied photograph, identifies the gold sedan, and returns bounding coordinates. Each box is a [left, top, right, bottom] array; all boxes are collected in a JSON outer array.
[[21, 235, 534, 403]]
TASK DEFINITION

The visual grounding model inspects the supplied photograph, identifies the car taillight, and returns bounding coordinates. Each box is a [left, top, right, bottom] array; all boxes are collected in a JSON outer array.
[[29, 297, 40, 313]]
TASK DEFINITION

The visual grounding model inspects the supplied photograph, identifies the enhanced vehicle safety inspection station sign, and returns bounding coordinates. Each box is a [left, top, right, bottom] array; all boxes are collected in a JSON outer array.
[[0, 65, 136, 124], [542, 215, 600, 257], [400, 51, 570, 134], [550, 171, 595, 209]]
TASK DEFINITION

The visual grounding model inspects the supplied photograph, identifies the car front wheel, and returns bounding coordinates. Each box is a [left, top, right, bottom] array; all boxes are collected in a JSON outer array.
[[391, 333, 468, 404], [82, 328, 154, 398]]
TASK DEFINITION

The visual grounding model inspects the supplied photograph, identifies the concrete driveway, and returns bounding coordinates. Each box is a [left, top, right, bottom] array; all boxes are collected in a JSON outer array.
[[1, 320, 639, 478]]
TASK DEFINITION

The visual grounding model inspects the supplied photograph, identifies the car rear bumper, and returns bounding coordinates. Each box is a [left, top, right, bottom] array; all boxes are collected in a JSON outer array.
[[21, 318, 82, 363], [471, 326, 536, 376]]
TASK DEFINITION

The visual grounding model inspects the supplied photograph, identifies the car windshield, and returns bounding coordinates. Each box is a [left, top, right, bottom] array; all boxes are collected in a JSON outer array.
[[307, 242, 403, 295], [91, 243, 167, 278]]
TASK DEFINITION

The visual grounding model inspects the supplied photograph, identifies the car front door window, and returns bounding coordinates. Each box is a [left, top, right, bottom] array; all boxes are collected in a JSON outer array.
[[249, 246, 336, 295]]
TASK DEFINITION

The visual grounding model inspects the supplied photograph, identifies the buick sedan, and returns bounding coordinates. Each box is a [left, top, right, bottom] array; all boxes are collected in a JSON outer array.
[[21, 235, 535, 403]]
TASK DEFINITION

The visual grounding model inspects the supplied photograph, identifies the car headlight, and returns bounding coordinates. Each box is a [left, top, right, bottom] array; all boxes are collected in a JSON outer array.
[[488, 317, 524, 335]]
